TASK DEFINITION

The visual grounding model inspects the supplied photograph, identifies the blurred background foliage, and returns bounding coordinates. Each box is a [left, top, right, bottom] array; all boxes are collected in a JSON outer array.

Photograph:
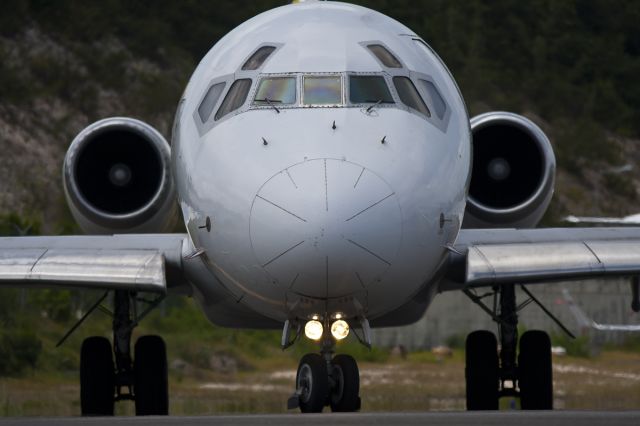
[[1, 0, 639, 136], [2, 0, 640, 227], [1, 0, 640, 377]]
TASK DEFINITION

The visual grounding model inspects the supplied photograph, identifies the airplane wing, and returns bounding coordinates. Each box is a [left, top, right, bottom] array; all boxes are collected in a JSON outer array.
[[442, 227, 640, 291], [0, 234, 188, 294]]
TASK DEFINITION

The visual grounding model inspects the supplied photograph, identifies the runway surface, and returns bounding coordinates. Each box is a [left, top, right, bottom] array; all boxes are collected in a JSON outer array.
[[1, 411, 639, 426]]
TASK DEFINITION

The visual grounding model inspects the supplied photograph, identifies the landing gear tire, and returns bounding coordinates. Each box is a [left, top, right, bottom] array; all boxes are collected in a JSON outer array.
[[80, 336, 115, 416], [330, 354, 361, 412], [465, 330, 499, 410], [134, 335, 169, 415], [297, 353, 329, 413], [519, 330, 553, 410]]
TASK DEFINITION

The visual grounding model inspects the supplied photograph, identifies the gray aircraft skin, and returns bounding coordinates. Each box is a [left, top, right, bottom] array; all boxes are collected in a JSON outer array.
[[2, 0, 640, 415]]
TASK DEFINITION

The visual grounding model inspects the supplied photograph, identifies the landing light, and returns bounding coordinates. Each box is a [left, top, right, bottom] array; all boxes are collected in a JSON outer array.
[[304, 320, 324, 341], [331, 320, 350, 340]]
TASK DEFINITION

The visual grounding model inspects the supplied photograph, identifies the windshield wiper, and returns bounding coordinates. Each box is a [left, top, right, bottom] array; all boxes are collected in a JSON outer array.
[[366, 99, 383, 113], [255, 98, 281, 113]]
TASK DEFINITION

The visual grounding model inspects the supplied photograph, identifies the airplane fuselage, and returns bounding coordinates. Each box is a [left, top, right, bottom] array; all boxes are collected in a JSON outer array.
[[172, 2, 471, 327]]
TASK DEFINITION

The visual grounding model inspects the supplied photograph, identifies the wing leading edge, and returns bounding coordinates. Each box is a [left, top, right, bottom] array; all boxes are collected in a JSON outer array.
[[0, 234, 188, 294], [442, 227, 640, 291]]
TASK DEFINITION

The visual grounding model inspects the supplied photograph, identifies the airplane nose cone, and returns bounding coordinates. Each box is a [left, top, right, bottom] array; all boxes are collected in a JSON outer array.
[[250, 158, 402, 298]]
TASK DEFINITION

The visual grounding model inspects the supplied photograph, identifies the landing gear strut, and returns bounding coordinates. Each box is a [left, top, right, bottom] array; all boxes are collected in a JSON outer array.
[[464, 284, 554, 410], [79, 291, 168, 416], [290, 338, 361, 413]]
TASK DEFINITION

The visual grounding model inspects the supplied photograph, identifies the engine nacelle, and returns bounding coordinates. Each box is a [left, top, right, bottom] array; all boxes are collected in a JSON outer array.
[[63, 117, 178, 234], [462, 112, 555, 229]]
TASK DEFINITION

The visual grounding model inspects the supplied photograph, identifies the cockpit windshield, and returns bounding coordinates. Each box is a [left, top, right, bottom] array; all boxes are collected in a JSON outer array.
[[303, 76, 342, 105], [349, 76, 393, 104], [254, 77, 296, 105], [199, 43, 450, 132], [238, 72, 446, 129]]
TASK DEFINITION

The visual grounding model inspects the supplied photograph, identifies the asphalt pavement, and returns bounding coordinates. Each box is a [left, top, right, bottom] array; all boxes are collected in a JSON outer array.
[[1, 411, 639, 426]]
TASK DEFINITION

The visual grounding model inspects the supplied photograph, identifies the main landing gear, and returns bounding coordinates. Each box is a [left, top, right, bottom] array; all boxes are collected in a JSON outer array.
[[289, 339, 362, 413], [79, 290, 168, 416], [464, 283, 559, 410]]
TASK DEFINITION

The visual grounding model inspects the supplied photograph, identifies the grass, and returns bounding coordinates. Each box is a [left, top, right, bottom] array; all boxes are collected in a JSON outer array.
[[1, 348, 640, 416], [1, 291, 639, 415]]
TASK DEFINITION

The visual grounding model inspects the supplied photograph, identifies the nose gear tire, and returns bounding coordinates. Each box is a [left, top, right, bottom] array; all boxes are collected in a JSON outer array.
[[297, 353, 329, 413], [330, 354, 361, 412]]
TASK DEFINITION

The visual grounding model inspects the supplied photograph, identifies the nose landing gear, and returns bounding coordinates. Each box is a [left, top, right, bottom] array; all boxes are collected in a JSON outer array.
[[289, 338, 361, 413]]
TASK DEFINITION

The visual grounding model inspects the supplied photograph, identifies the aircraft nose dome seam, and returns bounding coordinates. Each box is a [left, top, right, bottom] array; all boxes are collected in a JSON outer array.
[[249, 158, 402, 298]]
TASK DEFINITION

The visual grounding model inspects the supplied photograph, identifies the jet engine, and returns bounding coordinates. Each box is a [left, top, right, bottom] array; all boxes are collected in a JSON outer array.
[[462, 112, 555, 229], [63, 117, 178, 234]]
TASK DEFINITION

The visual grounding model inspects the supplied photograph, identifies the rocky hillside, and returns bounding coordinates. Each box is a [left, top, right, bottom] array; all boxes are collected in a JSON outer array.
[[1, 0, 639, 233], [0, 29, 188, 232]]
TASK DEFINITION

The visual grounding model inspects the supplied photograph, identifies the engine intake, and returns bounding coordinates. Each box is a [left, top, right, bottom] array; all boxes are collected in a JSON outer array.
[[63, 117, 178, 234], [463, 112, 555, 229]]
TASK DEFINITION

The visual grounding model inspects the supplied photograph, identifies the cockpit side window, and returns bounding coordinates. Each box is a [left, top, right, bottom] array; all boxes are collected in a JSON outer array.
[[197, 82, 226, 123], [303, 76, 342, 105], [241, 46, 276, 70], [367, 44, 402, 68], [418, 79, 446, 120], [254, 77, 296, 105], [349, 76, 394, 104], [393, 76, 431, 117], [215, 79, 252, 120]]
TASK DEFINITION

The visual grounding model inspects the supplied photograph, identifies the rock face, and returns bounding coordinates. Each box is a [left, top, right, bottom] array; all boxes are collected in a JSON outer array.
[[1, 18, 639, 233], [0, 26, 185, 232]]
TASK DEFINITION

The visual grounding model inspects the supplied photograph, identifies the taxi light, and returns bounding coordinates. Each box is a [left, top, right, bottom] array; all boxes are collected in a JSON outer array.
[[331, 319, 350, 340], [304, 320, 324, 341]]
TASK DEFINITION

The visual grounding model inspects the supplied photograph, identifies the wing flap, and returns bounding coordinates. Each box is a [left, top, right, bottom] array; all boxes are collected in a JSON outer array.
[[442, 228, 640, 291], [467, 241, 617, 284], [589, 241, 640, 268], [0, 248, 165, 292], [0, 248, 47, 279], [0, 234, 188, 293]]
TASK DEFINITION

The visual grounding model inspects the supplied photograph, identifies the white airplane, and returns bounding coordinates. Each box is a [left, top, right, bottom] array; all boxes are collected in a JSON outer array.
[[3, 0, 640, 416], [565, 213, 640, 226]]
